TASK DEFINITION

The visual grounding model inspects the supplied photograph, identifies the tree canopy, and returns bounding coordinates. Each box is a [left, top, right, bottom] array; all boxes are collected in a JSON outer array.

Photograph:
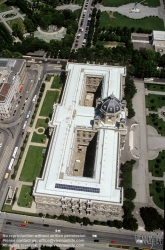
[[140, 207, 164, 231]]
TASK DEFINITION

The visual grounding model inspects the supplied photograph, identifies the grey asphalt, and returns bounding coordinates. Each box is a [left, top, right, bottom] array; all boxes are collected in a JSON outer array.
[[131, 79, 149, 205], [0, 216, 163, 250], [96, 3, 160, 19]]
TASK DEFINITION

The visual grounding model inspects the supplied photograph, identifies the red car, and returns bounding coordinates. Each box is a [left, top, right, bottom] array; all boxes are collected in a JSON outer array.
[[19, 224, 25, 227], [111, 240, 116, 244]]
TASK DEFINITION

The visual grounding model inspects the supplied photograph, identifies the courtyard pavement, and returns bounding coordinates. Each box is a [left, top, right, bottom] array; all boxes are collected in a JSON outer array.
[[96, 3, 160, 19], [132, 79, 164, 218]]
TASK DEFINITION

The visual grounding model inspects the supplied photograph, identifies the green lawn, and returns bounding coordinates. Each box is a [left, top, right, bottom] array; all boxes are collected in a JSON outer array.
[[20, 146, 45, 182], [51, 76, 62, 89], [146, 114, 165, 137], [145, 83, 165, 92], [40, 90, 59, 117], [31, 132, 46, 143], [102, 0, 160, 7], [149, 181, 164, 210], [17, 185, 33, 208], [73, 9, 82, 19], [0, 3, 11, 12], [45, 74, 52, 81], [35, 118, 48, 129], [148, 149, 165, 177], [99, 11, 165, 31], [7, 18, 25, 32], [97, 40, 125, 47], [74, 0, 84, 5], [145, 94, 165, 111]]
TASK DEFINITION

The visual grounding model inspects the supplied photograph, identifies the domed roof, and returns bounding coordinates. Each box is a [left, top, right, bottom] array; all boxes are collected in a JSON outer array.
[[100, 94, 121, 114]]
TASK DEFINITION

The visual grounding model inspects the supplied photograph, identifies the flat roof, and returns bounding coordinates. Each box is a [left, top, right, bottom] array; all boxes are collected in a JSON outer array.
[[34, 63, 126, 204], [153, 30, 165, 41]]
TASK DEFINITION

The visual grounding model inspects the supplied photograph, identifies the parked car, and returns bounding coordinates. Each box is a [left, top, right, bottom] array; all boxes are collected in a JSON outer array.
[[19, 224, 25, 227]]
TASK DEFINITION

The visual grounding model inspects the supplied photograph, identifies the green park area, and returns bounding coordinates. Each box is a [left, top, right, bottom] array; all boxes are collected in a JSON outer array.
[[40, 90, 59, 117], [0, 3, 11, 12], [99, 12, 165, 31], [102, 0, 160, 7], [7, 18, 25, 32], [35, 118, 48, 129], [74, 0, 84, 6], [20, 146, 45, 182], [145, 83, 165, 92], [149, 180, 164, 210], [51, 76, 62, 89], [31, 132, 46, 144], [97, 40, 125, 47], [146, 114, 165, 136], [145, 94, 165, 111], [148, 149, 165, 177], [17, 185, 33, 208], [45, 74, 52, 81]]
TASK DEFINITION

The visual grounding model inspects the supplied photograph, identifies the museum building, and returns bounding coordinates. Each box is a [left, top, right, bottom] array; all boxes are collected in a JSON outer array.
[[33, 63, 128, 219]]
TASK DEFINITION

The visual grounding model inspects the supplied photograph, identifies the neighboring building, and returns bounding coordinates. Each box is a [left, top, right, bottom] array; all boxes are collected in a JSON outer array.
[[152, 30, 165, 55], [131, 33, 153, 51], [131, 30, 165, 55], [0, 59, 26, 118], [33, 63, 127, 220]]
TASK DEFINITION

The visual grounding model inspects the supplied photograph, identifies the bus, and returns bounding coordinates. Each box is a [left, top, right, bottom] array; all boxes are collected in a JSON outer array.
[[32, 95, 37, 103], [26, 111, 31, 121], [144, 78, 154, 82], [12, 147, 18, 158], [23, 55, 32, 60], [22, 121, 27, 130], [4, 172, 10, 180], [8, 158, 14, 171]]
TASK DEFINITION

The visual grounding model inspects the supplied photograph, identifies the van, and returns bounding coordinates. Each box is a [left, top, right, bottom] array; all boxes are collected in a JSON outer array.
[[94, 239, 99, 242], [43, 224, 49, 227], [4, 172, 9, 180]]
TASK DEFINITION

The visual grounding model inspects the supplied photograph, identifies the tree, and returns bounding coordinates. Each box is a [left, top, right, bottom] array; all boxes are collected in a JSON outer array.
[[123, 217, 138, 231], [123, 200, 135, 216], [114, 220, 123, 229], [24, 17, 36, 32], [124, 188, 136, 200], [140, 207, 164, 231], [82, 217, 90, 226]]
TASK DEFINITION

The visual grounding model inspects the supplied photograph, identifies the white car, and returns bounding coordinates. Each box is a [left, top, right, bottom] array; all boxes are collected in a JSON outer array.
[[92, 235, 97, 237], [0, 143, 2, 147]]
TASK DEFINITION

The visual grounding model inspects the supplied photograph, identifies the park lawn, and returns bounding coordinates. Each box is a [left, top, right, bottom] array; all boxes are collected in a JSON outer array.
[[7, 18, 25, 32], [146, 114, 165, 137], [40, 90, 59, 117], [97, 40, 125, 47], [144, 83, 165, 92], [35, 118, 48, 129], [73, 9, 81, 19], [148, 149, 165, 177], [31, 132, 46, 143], [0, 3, 11, 12], [45, 74, 52, 81], [51, 76, 62, 89], [102, 0, 160, 7], [20, 146, 45, 182], [17, 185, 33, 208], [149, 181, 164, 210], [145, 94, 165, 111], [74, 0, 84, 6], [99, 12, 165, 31]]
